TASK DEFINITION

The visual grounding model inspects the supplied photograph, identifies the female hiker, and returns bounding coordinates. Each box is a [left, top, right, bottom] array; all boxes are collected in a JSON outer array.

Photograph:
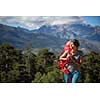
[[59, 39, 83, 83]]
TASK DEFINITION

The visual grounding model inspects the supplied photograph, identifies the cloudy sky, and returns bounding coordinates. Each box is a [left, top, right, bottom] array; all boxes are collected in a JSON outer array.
[[0, 16, 100, 30]]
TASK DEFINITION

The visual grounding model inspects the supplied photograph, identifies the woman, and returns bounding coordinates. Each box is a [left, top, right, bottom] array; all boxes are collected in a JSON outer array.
[[59, 39, 83, 83]]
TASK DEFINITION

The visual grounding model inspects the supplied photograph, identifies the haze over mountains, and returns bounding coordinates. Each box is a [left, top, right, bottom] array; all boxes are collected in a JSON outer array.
[[0, 23, 100, 53]]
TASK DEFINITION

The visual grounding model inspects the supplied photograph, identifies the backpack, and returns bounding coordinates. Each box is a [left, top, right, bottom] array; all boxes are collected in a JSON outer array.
[[58, 40, 72, 74], [63, 40, 72, 52]]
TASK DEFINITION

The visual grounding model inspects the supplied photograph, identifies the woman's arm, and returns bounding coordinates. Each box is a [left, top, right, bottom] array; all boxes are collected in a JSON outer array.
[[59, 50, 68, 61], [70, 56, 83, 66]]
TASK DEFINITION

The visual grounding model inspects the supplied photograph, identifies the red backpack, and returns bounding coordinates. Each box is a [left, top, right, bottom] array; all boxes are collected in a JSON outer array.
[[63, 40, 72, 51], [58, 40, 72, 74]]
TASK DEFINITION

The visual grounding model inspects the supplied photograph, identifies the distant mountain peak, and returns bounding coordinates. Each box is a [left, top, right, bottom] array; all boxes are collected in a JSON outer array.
[[0, 23, 100, 53]]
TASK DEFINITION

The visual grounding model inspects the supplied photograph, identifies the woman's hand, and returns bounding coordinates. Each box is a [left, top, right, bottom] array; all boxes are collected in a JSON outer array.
[[70, 56, 83, 66], [67, 53, 72, 58]]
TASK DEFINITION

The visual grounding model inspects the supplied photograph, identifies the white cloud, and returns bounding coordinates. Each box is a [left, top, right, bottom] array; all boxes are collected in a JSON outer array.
[[0, 16, 85, 30]]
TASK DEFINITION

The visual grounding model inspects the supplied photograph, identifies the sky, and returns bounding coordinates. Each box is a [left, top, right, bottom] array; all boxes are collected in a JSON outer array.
[[83, 16, 100, 26], [0, 16, 100, 30]]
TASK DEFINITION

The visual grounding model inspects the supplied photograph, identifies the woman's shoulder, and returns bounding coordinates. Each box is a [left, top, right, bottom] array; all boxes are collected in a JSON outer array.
[[77, 50, 84, 56]]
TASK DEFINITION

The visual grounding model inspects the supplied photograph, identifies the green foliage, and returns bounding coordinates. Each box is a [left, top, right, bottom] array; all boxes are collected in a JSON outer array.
[[32, 65, 64, 83], [80, 51, 100, 83], [0, 44, 23, 82], [0, 44, 100, 83]]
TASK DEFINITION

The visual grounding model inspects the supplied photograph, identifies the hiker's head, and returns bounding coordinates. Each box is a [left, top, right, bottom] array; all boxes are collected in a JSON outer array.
[[70, 39, 80, 50]]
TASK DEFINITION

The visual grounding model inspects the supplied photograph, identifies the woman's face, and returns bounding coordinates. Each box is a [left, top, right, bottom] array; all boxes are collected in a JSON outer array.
[[70, 42, 78, 51]]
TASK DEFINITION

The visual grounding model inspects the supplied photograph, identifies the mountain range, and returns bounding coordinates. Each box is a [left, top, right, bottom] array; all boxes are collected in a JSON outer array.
[[0, 23, 100, 53]]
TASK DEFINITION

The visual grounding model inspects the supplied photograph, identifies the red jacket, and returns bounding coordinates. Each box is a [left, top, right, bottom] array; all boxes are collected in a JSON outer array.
[[58, 40, 72, 74]]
